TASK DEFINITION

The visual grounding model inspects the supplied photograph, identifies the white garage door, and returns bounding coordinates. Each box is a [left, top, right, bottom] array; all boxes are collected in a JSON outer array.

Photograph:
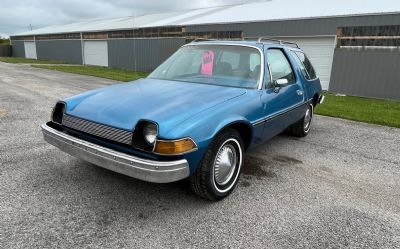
[[24, 42, 37, 59], [84, 41, 108, 67], [274, 36, 336, 90]]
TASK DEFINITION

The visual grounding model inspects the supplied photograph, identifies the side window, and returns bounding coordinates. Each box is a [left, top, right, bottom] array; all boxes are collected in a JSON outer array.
[[267, 49, 296, 85], [294, 51, 317, 80]]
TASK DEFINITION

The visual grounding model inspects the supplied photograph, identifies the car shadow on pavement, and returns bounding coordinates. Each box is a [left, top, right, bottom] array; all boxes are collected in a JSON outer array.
[[73, 160, 208, 202]]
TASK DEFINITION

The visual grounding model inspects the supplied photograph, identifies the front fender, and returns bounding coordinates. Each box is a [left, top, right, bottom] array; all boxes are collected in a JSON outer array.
[[163, 92, 262, 173], [168, 113, 253, 174], [167, 111, 253, 148], [193, 114, 253, 147], [164, 95, 258, 148]]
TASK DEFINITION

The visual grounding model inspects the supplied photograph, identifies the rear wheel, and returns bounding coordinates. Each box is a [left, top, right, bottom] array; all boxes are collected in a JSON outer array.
[[288, 103, 314, 137], [190, 129, 243, 201]]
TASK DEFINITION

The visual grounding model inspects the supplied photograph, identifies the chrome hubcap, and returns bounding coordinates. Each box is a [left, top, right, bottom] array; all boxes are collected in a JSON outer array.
[[304, 107, 312, 131], [214, 143, 237, 185]]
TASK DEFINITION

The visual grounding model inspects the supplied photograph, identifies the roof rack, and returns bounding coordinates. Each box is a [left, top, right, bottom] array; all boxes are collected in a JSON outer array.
[[192, 38, 218, 42], [257, 37, 299, 48]]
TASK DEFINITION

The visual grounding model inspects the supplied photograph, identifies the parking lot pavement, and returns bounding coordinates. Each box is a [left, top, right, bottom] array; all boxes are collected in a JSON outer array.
[[0, 62, 399, 248]]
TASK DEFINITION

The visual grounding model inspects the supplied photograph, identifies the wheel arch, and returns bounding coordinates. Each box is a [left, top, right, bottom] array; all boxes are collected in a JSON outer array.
[[312, 93, 320, 106], [215, 120, 253, 151]]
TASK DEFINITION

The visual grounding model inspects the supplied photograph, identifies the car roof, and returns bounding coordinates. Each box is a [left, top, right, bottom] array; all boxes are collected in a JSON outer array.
[[188, 39, 303, 51]]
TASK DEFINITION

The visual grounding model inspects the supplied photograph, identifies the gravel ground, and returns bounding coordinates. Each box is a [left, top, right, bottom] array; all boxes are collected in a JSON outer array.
[[0, 62, 399, 248]]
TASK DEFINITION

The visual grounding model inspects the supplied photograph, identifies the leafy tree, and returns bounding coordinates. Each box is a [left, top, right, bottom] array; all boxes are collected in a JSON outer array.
[[0, 37, 10, 45]]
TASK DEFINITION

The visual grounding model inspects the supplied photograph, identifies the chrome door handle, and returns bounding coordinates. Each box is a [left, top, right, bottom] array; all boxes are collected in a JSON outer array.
[[297, 90, 303, 96]]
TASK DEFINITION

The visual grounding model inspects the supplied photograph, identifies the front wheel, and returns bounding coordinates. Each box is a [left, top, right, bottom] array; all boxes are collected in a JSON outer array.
[[288, 103, 314, 137], [190, 129, 244, 201]]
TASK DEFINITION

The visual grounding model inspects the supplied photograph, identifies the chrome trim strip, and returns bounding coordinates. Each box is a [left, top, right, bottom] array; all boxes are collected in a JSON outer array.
[[41, 123, 190, 183], [252, 99, 312, 127], [252, 119, 267, 127], [267, 63, 273, 88], [183, 42, 265, 90]]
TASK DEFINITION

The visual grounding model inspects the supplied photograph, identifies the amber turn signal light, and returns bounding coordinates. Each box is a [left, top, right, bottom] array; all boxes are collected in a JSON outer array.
[[154, 138, 197, 155]]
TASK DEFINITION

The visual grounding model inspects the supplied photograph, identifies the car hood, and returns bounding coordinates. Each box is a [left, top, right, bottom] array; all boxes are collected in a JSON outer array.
[[64, 78, 246, 135]]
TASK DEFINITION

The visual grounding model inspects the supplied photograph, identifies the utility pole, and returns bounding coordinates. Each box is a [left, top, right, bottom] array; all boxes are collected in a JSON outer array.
[[132, 13, 137, 73]]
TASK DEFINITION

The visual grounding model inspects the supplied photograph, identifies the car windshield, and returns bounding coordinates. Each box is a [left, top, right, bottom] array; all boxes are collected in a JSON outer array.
[[148, 45, 262, 89]]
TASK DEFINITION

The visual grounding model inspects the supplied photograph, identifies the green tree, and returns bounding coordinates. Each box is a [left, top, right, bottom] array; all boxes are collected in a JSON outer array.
[[0, 37, 10, 45]]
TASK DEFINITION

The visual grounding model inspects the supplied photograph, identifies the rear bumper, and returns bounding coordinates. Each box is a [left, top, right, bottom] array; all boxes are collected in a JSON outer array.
[[41, 123, 190, 183], [318, 95, 325, 104]]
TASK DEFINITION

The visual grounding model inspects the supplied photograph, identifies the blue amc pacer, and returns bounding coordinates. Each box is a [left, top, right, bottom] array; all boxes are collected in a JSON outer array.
[[42, 38, 324, 201]]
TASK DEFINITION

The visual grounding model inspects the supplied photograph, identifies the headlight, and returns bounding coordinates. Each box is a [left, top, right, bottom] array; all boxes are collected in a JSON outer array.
[[51, 102, 65, 124], [143, 123, 158, 145]]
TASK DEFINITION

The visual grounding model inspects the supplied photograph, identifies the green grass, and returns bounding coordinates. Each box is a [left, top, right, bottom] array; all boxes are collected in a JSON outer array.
[[0, 57, 65, 64], [315, 93, 400, 128], [32, 64, 149, 82]]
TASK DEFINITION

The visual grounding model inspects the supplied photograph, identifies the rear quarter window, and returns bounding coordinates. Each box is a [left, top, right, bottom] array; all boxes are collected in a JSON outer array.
[[291, 51, 309, 80], [293, 51, 317, 80]]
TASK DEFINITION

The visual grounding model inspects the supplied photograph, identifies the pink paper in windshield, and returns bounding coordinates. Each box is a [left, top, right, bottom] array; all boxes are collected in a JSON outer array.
[[201, 50, 214, 76]]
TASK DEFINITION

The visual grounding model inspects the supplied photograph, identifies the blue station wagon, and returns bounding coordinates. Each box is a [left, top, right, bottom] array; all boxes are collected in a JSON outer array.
[[42, 38, 324, 200]]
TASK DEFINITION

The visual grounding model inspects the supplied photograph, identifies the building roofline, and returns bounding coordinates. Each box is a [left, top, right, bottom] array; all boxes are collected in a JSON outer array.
[[10, 0, 400, 37], [184, 11, 400, 27]]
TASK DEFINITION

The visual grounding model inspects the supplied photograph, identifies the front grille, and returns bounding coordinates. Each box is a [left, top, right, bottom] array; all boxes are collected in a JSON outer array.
[[62, 114, 133, 145]]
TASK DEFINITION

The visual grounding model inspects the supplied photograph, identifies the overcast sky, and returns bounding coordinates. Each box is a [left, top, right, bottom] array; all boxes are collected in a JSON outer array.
[[0, 0, 262, 37]]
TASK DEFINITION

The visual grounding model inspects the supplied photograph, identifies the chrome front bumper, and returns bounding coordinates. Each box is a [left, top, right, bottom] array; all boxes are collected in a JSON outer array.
[[41, 123, 190, 183]]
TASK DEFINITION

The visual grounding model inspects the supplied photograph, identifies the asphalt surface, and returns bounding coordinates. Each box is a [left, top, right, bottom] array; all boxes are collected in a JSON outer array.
[[1, 62, 400, 248]]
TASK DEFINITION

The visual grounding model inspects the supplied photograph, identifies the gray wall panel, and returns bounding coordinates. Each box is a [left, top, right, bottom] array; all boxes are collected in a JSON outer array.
[[108, 39, 135, 70], [159, 38, 186, 61], [36, 40, 82, 64], [11, 40, 25, 58], [330, 48, 400, 100], [0, 45, 11, 57], [186, 14, 400, 37], [108, 38, 186, 72]]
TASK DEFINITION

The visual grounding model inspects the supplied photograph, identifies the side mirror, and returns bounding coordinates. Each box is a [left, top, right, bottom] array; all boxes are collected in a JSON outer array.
[[274, 78, 289, 87]]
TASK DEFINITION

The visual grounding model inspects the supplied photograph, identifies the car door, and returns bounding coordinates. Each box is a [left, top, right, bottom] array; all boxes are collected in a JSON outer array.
[[260, 48, 306, 140]]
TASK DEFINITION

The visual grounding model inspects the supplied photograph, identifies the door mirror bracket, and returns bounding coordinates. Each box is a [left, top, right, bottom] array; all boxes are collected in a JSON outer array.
[[271, 78, 289, 93], [274, 78, 289, 87]]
